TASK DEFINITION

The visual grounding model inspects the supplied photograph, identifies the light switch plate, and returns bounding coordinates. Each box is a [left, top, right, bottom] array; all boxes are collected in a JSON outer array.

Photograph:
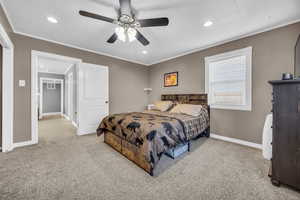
[[19, 80, 26, 87]]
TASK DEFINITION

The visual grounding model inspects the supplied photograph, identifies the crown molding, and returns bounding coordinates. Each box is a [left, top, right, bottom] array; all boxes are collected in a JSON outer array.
[[2, 0, 300, 67], [148, 18, 300, 66], [0, 0, 15, 32], [14, 31, 149, 66]]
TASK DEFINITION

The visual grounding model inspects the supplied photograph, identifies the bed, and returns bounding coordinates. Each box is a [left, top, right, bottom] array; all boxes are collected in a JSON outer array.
[[96, 94, 210, 176]]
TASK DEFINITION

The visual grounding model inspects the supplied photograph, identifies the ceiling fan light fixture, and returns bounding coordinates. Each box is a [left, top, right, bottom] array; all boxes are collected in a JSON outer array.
[[115, 26, 126, 42], [127, 28, 137, 42], [203, 20, 213, 27], [47, 16, 58, 24], [79, 0, 169, 46]]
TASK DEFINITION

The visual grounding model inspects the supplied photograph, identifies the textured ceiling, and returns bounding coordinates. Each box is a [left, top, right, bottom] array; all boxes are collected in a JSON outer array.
[[2, 0, 300, 65]]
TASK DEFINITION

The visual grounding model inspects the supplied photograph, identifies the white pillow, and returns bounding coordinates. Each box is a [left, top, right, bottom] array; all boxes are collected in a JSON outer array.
[[153, 101, 173, 112], [170, 104, 203, 117]]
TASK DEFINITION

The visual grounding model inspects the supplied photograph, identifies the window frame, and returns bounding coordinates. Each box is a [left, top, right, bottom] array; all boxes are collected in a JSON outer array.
[[205, 47, 252, 111]]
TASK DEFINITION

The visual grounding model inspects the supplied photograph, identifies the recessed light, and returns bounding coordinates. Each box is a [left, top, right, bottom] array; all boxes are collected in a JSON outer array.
[[203, 20, 213, 27], [142, 50, 148, 54], [47, 17, 58, 24]]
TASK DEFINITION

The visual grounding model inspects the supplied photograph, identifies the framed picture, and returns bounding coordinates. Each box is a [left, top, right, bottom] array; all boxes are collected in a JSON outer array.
[[164, 72, 178, 87]]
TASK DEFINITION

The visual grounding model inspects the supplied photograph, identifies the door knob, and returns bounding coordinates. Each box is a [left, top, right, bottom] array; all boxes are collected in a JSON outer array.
[[105, 101, 108, 104]]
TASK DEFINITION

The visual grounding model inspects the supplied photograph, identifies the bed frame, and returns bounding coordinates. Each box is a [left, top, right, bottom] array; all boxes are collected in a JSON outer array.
[[103, 94, 210, 176]]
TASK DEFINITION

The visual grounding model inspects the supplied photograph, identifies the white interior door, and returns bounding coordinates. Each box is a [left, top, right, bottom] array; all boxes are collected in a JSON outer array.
[[77, 63, 109, 135]]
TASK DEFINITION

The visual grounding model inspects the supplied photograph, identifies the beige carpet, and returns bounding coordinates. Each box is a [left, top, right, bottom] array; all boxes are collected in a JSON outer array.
[[38, 115, 76, 144], [0, 116, 299, 200]]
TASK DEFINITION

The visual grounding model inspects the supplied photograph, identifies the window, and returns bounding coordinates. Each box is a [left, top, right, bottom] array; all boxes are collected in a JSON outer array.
[[205, 47, 252, 111]]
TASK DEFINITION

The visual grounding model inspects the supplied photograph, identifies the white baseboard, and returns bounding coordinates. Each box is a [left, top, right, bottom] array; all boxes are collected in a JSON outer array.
[[12, 140, 37, 149], [42, 112, 62, 117], [62, 113, 77, 128], [62, 114, 70, 120], [72, 121, 78, 128], [210, 133, 262, 150]]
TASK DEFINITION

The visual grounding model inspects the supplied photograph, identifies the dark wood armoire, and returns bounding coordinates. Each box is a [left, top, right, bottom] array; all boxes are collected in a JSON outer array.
[[269, 80, 300, 190]]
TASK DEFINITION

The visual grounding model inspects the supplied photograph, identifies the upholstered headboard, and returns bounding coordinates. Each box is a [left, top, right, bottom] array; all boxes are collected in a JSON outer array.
[[161, 94, 208, 105]]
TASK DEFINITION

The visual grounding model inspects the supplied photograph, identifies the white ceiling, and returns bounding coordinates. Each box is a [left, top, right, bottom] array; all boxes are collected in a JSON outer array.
[[2, 0, 300, 65], [38, 57, 72, 74]]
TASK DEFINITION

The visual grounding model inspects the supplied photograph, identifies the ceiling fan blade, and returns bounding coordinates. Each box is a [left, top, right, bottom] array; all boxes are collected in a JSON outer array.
[[79, 10, 115, 23], [107, 33, 118, 43], [136, 30, 150, 46], [138, 17, 169, 27]]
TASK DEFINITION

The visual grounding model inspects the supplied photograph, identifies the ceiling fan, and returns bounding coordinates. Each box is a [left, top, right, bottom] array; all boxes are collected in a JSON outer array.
[[79, 0, 169, 46]]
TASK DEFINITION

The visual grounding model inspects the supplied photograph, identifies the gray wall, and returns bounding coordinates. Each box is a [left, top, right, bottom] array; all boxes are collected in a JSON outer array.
[[1, 3, 300, 145], [149, 22, 300, 144], [38, 72, 65, 114], [42, 83, 61, 113], [11, 33, 149, 143]]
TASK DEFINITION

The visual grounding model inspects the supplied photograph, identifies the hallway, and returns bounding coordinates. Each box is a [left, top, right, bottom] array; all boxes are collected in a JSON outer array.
[[38, 115, 76, 145]]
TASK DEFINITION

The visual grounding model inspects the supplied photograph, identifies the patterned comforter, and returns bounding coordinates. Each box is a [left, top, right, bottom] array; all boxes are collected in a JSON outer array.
[[97, 108, 209, 168]]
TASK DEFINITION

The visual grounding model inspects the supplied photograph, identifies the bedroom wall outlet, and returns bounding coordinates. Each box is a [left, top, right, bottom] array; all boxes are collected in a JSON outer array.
[[19, 80, 26, 87]]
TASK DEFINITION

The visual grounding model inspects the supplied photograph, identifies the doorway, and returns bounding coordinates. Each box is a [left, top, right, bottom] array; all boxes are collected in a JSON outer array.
[[31, 50, 109, 146], [32, 51, 81, 144], [39, 78, 64, 119]]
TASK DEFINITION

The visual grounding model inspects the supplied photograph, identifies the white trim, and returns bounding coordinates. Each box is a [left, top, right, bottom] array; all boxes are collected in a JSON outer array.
[[64, 64, 73, 75], [0, 0, 15, 32], [67, 72, 74, 122], [210, 133, 262, 150], [41, 78, 63, 81], [149, 18, 300, 66], [205, 47, 252, 111], [41, 112, 62, 117], [2, 0, 300, 67], [12, 140, 36, 149], [62, 113, 70, 120], [14, 31, 147, 66], [33, 50, 82, 64], [62, 112, 77, 128], [32, 50, 82, 146], [72, 121, 78, 128], [12, 18, 300, 66], [38, 71, 66, 75], [0, 22, 14, 152]]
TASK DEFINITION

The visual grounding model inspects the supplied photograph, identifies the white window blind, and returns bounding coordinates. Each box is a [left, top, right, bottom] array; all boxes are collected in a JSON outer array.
[[205, 47, 252, 111]]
